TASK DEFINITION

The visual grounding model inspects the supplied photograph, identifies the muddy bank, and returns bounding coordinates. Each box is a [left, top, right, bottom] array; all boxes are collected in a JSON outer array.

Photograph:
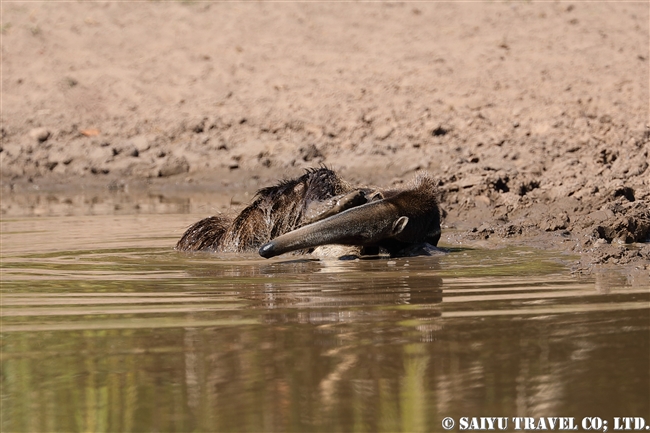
[[1, 2, 648, 271]]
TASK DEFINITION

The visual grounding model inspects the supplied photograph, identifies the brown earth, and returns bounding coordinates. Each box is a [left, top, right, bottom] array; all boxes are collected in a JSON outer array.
[[1, 2, 649, 273]]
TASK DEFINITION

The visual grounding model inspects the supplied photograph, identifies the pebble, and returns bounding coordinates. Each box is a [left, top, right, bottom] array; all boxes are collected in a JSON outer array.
[[130, 135, 150, 153], [28, 127, 50, 143], [188, 117, 206, 134], [112, 143, 139, 157], [374, 125, 394, 141], [158, 156, 189, 177]]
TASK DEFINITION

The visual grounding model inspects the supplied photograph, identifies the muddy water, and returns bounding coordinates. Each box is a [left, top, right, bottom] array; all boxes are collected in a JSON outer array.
[[1, 206, 649, 432]]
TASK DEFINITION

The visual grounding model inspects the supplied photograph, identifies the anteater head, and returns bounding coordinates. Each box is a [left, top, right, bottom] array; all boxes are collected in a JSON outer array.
[[259, 173, 440, 258]]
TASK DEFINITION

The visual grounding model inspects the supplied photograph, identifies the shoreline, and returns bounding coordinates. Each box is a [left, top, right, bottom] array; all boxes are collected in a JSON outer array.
[[3, 166, 648, 274]]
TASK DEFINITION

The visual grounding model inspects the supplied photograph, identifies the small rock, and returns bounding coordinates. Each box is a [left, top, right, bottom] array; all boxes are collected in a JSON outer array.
[[189, 118, 207, 133], [126, 161, 157, 178], [542, 212, 570, 231], [28, 127, 50, 143], [158, 156, 190, 177], [130, 135, 151, 153], [362, 111, 376, 123], [459, 174, 483, 189], [113, 143, 139, 158], [374, 125, 394, 141]]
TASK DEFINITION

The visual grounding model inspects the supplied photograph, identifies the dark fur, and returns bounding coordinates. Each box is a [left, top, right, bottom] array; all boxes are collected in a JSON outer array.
[[258, 172, 441, 258], [176, 167, 441, 258], [176, 168, 349, 252]]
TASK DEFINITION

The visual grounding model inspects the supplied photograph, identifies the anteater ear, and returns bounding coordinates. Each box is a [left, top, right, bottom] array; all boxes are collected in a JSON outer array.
[[392, 216, 409, 235]]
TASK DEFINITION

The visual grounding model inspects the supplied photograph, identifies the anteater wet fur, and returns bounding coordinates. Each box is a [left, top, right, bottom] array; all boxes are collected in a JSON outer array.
[[176, 167, 441, 258]]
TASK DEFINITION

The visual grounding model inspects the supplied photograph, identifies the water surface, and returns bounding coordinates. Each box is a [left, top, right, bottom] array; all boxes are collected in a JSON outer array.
[[1, 209, 649, 432]]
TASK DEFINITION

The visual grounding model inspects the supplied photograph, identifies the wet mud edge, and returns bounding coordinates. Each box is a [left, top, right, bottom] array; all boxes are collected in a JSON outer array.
[[2, 165, 648, 275]]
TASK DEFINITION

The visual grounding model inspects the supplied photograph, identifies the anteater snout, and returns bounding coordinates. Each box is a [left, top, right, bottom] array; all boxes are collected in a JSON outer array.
[[259, 242, 278, 258]]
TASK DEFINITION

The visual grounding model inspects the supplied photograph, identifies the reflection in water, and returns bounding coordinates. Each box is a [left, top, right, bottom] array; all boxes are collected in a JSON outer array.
[[0, 190, 242, 218], [1, 214, 649, 432]]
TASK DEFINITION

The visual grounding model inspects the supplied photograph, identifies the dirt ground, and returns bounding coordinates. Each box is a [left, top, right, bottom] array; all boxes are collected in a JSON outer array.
[[1, 1, 649, 272]]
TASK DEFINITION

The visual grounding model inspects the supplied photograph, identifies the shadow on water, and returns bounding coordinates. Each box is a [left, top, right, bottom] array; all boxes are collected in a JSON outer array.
[[1, 211, 649, 432]]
